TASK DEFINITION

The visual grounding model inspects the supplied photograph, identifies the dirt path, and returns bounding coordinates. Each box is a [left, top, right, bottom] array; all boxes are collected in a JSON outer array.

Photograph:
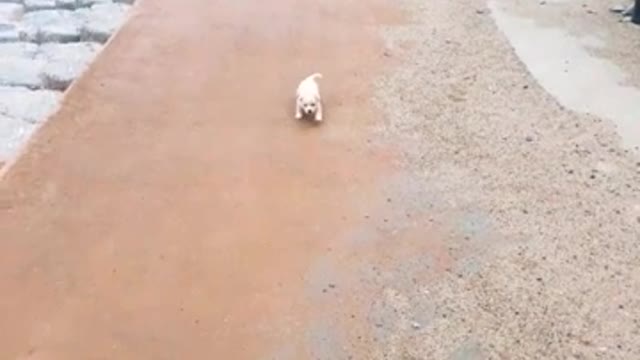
[[0, 0, 429, 359], [5, 0, 640, 358]]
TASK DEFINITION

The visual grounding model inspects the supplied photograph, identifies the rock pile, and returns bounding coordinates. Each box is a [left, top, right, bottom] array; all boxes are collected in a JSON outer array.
[[0, 0, 134, 164]]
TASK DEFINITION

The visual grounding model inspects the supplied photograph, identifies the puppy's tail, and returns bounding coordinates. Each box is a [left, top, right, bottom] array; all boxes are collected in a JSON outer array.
[[308, 73, 323, 81]]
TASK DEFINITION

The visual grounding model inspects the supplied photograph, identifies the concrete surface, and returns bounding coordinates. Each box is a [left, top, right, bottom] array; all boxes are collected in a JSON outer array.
[[1, 0, 640, 359], [490, 1, 640, 150]]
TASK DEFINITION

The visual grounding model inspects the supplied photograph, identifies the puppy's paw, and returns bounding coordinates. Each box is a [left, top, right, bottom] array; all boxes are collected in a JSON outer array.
[[314, 114, 323, 122], [295, 113, 303, 120]]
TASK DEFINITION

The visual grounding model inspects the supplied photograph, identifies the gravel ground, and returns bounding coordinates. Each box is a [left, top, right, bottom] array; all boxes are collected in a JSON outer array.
[[370, 0, 640, 358]]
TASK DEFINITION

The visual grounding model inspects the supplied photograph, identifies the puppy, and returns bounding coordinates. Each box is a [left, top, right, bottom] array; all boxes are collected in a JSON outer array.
[[295, 73, 323, 122]]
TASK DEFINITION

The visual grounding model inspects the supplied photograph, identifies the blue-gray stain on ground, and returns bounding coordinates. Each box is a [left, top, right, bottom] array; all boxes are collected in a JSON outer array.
[[458, 211, 492, 238], [305, 317, 346, 360], [449, 341, 486, 360]]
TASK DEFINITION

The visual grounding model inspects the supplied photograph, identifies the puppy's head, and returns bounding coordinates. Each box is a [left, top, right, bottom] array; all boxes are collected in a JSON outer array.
[[299, 94, 319, 115]]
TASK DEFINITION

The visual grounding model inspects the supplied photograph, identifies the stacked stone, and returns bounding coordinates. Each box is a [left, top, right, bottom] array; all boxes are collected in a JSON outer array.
[[0, 0, 133, 163]]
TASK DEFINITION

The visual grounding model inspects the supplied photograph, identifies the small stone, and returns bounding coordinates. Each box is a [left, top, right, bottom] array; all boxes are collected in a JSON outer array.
[[523, 84, 529, 89], [0, 57, 45, 88], [37, 42, 101, 90], [411, 321, 421, 329], [0, 3, 23, 22], [24, 0, 57, 11], [622, 4, 635, 16], [609, 4, 626, 13], [77, 0, 112, 6], [0, 86, 61, 123], [78, 2, 129, 43], [0, 42, 38, 58], [0, 22, 19, 42], [55, 0, 79, 10], [475, 9, 485, 14], [328, 283, 336, 289], [0, 115, 37, 161], [39, 22, 81, 42], [539, 0, 546, 4], [525, 135, 533, 142], [20, 10, 82, 43]]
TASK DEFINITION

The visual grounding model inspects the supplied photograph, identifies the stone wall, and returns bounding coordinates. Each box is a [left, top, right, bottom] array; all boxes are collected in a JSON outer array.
[[0, 0, 134, 165]]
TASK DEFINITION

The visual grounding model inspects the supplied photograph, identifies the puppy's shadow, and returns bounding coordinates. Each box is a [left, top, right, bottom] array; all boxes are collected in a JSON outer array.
[[295, 116, 324, 129]]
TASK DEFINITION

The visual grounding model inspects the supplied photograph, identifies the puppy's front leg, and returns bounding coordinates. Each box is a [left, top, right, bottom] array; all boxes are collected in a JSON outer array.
[[295, 101, 302, 120], [315, 101, 323, 122]]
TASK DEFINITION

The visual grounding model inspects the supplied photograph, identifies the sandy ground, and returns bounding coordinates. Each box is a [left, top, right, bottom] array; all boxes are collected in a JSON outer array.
[[373, 0, 640, 358], [1, 0, 640, 359]]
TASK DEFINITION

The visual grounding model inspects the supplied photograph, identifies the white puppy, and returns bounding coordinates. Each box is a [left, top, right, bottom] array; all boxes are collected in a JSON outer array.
[[295, 73, 323, 122]]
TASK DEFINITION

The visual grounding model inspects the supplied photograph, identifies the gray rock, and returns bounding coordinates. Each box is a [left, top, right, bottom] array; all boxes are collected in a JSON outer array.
[[113, 0, 133, 3], [0, 57, 44, 88], [55, 0, 77, 9], [0, 86, 60, 123], [622, 4, 634, 16], [39, 21, 81, 42], [0, 23, 21, 42], [24, 0, 56, 11], [0, 114, 37, 161], [0, 41, 38, 57], [0, 3, 23, 22], [20, 9, 81, 42], [37, 40, 100, 60], [78, 0, 112, 6], [37, 42, 101, 89], [40, 61, 80, 89], [77, 2, 128, 43]]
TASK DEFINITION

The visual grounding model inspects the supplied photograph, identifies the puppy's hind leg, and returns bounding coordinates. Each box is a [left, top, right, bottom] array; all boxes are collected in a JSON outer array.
[[315, 101, 323, 122]]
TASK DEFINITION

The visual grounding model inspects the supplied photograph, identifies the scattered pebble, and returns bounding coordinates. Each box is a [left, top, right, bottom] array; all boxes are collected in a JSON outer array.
[[610, 4, 626, 13]]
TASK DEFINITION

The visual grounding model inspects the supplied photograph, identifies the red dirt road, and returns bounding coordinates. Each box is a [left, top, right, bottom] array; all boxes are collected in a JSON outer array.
[[0, 0, 445, 358]]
